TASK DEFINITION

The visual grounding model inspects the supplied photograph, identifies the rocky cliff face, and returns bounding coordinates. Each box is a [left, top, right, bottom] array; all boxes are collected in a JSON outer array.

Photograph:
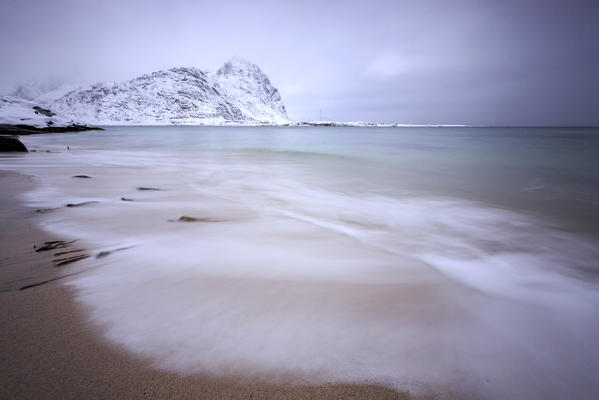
[[213, 58, 288, 122], [24, 58, 289, 125]]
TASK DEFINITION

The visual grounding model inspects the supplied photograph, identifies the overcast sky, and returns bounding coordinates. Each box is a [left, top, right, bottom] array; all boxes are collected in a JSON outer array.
[[1, 0, 598, 125]]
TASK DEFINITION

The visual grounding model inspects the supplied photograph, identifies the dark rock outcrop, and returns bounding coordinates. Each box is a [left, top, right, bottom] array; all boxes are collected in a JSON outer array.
[[54, 254, 89, 267], [0, 136, 28, 152], [65, 201, 98, 207], [35, 240, 78, 252], [96, 246, 133, 259], [33, 106, 56, 117], [171, 216, 231, 222], [0, 123, 103, 135]]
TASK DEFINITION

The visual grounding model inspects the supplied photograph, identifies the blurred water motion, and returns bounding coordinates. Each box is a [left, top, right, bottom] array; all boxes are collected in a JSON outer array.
[[3, 126, 599, 399]]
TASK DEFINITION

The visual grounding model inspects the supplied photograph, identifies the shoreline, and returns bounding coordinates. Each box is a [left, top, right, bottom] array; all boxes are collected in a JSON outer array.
[[0, 123, 103, 136], [0, 170, 417, 399]]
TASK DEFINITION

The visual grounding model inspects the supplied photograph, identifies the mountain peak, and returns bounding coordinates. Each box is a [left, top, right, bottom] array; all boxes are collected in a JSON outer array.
[[36, 59, 289, 125], [216, 57, 263, 77], [213, 58, 287, 120], [228, 57, 256, 67]]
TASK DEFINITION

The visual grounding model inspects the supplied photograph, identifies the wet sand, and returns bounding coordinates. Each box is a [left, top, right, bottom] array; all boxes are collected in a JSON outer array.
[[0, 171, 417, 399]]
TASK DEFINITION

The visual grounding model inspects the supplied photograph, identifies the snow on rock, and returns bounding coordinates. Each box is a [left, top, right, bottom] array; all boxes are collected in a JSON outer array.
[[45, 59, 289, 125], [213, 57, 288, 124], [0, 96, 78, 128]]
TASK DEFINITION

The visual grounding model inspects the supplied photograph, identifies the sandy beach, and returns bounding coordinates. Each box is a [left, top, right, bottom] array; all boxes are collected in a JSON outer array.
[[0, 170, 415, 400], [2, 123, 598, 400]]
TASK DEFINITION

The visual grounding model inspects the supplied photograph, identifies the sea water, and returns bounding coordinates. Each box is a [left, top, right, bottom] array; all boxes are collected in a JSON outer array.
[[2, 126, 599, 399]]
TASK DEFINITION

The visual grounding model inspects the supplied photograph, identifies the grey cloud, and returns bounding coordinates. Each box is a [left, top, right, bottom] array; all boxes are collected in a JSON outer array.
[[1, 0, 598, 125]]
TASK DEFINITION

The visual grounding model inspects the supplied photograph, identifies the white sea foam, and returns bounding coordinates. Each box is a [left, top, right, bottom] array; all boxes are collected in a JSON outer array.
[[4, 129, 599, 399]]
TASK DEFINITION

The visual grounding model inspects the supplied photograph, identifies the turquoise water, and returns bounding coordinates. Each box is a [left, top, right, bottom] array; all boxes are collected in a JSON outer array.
[[3, 126, 599, 399], [24, 125, 599, 232]]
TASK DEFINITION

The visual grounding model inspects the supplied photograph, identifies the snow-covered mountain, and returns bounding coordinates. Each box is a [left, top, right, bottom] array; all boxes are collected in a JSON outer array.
[[213, 59, 288, 123], [4, 58, 289, 126], [0, 96, 79, 128]]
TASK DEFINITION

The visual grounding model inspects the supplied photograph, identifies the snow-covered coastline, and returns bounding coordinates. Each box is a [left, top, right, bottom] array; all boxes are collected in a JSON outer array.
[[2, 57, 467, 129], [0, 93, 465, 130], [0, 96, 81, 129], [3, 58, 290, 128]]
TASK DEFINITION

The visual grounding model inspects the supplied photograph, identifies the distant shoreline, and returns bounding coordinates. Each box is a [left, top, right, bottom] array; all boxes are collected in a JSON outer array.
[[0, 123, 103, 135], [6, 122, 597, 130]]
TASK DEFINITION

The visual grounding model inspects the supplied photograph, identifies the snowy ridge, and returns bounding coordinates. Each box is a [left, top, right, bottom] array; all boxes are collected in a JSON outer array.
[[0, 96, 78, 128], [3, 58, 447, 128], [47, 59, 289, 125]]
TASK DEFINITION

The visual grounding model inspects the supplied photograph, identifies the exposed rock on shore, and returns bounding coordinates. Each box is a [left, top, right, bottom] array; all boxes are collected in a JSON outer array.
[[0, 123, 102, 135], [170, 216, 231, 222], [35, 240, 78, 252], [65, 201, 98, 208], [96, 246, 133, 259], [0, 136, 28, 152], [54, 254, 89, 267]]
